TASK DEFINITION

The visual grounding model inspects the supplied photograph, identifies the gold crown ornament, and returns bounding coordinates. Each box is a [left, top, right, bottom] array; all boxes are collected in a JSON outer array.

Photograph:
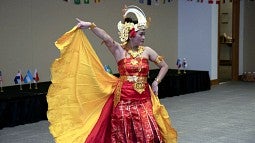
[[117, 5, 150, 43]]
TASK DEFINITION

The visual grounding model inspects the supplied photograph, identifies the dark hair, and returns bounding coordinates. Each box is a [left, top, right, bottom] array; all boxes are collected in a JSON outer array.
[[124, 18, 138, 42], [124, 17, 138, 24]]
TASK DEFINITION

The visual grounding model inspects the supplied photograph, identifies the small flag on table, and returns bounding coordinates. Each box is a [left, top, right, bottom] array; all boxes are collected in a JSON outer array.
[[24, 70, 33, 83], [14, 70, 23, 90], [176, 58, 182, 74], [182, 58, 188, 74], [14, 70, 23, 84], [33, 69, 39, 82], [182, 58, 188, 69], [176, 58, 182, 69], [33, 69, 39, 89]]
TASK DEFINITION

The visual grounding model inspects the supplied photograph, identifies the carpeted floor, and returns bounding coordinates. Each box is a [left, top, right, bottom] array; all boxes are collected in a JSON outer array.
[[0, 81, 255, 143]]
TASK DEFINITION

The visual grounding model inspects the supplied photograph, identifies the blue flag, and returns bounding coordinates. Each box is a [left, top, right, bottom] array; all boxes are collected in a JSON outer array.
[[24, 70, 34, 83], [176, 58, 182, 69]]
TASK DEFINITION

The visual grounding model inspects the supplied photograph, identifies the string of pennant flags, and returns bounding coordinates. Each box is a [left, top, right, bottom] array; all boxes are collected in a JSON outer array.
[[63, 0, 254, 5], [188, 0, 254, 4], [62, 0, 174, 5]]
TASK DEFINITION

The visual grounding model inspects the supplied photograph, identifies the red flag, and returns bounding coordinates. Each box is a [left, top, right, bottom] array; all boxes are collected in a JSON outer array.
[[33, 69, 40, 82], [20, 73, 24, 82]]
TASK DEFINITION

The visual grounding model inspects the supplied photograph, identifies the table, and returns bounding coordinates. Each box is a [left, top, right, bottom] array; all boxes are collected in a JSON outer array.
[[0, 69, 210, 129], [0, 82, 50, 129], [148, 69, 211, 98]]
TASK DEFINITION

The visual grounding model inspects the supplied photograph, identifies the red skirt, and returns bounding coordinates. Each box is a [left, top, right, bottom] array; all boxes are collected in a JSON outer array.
[[111, 81, 162, 143]]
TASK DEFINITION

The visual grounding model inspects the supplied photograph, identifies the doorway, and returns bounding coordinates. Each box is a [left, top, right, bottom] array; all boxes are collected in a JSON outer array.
[[218, 0, 239, 83]]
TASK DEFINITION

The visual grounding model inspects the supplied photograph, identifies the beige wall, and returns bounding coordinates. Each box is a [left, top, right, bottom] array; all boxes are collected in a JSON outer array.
[[0, 0, 178, 86], [1, 0, 254, 86]]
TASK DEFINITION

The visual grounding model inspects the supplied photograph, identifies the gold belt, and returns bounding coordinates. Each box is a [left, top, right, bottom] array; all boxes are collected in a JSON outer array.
[[120, 76, 147, 94], [120, 76, 147, 83]]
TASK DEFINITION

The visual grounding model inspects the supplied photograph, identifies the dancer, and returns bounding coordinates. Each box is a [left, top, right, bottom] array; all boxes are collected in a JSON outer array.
[[47, 5, 177, 143]]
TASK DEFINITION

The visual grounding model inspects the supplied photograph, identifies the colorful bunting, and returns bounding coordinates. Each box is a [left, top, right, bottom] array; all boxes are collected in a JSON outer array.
[[84, 0, 89, 4], [62, 0, 254, 5], [74, 0, 81, 4]]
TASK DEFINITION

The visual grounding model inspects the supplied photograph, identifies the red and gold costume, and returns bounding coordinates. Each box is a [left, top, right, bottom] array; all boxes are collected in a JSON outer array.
[[47, 26, 177, 143]]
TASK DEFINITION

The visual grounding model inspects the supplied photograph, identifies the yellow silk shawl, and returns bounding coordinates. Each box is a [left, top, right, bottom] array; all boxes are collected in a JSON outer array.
[[47, 26, 177, 143]]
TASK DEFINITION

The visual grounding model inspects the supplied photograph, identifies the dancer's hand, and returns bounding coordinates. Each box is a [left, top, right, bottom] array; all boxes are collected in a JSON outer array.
[[76, 18, 91, 29], [152, 81, 159, 95]]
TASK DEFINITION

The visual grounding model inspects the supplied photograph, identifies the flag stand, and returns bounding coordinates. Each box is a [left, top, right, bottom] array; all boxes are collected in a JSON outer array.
[[29, 82, 32, 89], [19, 84, 23, 90], [178, 69, 181, 75], [0, 83, 3, 92], [183, 69, 186, 74], [35, 82, 38, 89]]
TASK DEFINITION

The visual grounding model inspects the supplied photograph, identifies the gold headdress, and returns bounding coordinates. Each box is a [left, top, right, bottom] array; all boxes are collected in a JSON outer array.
[[118, 5, 149, 43]]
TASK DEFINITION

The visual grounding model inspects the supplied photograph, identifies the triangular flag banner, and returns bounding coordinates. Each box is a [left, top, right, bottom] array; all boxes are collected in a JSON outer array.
[[84, 0, 89, 4], [74, 0, 81, 4]]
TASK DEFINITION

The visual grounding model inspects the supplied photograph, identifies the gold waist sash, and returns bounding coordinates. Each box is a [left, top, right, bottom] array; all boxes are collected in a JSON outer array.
[[120, 76, 147, 94], [120, 76, 147, 83]]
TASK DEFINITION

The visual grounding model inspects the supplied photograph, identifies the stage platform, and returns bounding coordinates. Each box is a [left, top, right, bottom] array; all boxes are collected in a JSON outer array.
[[0, 69, 210, 129]]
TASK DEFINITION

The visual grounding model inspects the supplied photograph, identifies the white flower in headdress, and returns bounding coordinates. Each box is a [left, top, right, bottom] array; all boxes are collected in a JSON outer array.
[[117, 5, 149, 43]]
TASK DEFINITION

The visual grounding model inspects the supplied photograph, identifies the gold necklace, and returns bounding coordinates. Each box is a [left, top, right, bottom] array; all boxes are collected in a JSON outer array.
[[124, 51, 143, 75], [127, 46, 144, 58]]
